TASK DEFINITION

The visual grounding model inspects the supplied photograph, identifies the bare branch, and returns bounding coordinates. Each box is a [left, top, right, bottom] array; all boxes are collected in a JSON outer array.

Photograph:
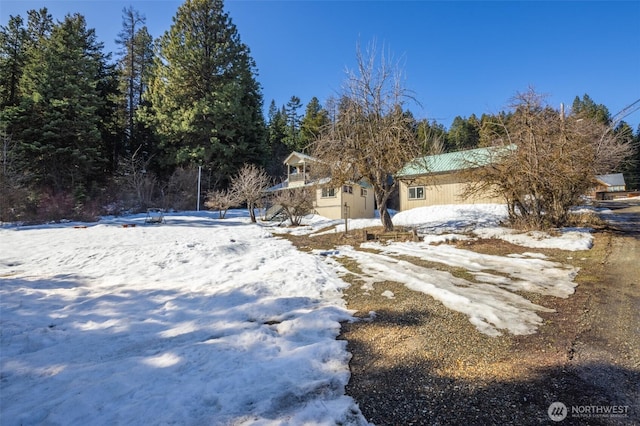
[[271, 187, 314, 226], [312, 40, 425, 231], [464, 89, 633, 229], [230, 163, 271, 223], [204, 189, 239, 219]]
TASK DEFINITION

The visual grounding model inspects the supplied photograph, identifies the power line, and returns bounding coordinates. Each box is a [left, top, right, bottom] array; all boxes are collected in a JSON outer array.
[[611, 98, 640, 127]]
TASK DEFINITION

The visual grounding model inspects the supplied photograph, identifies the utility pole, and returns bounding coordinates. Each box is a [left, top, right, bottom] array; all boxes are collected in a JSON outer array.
[[343, 202, 349, 235], [197, 165, 202, 211]]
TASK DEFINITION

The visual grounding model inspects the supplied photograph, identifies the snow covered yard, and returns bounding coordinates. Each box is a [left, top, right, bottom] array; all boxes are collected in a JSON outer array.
[[0, 212, 368, 425]]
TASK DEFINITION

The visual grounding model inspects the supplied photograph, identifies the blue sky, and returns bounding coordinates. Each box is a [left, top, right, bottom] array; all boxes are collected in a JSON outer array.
[[2, 0, 639, 130]]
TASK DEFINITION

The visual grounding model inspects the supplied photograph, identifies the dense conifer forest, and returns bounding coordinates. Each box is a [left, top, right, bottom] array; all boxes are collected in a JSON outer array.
[[1, 0, 638, 222]]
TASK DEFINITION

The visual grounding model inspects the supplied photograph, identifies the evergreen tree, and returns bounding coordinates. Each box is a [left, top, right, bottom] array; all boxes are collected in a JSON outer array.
[[478, 112, 511, 147], [115, 8, 155, 171], [25, 8, 54, 43], [571, 94, 611, 125], [615, 121, 639, 190], [146, 0, 265, 185], [299, 96, 329, 148], [17, 13, 108, 197], [283, 95, 302, 151], [448, 114, 480, 151], [0, 15, 28, 108], [416, 119, 449, 153], [18, 8, 53, 107], [116, 7, 145, 153], [96, 59, 125, 175], [265, 99, 288, 177]]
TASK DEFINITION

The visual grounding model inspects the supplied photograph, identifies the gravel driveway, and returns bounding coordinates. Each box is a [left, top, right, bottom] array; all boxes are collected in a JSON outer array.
[[339, 203, 640, 425]]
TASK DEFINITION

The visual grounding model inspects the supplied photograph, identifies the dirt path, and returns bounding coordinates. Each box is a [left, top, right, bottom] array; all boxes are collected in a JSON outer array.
[[569, 206, 640, 410]]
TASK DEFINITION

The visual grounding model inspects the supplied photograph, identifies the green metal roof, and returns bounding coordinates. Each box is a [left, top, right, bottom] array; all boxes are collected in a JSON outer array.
[[397, 145, 515, 177]]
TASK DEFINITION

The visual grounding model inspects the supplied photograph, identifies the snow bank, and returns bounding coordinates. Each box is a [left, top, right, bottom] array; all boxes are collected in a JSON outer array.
[[268, 204, 594, 252], [392, 204, 508, 233], [473, 227, 593, 251], [392, 204, 594, 251]]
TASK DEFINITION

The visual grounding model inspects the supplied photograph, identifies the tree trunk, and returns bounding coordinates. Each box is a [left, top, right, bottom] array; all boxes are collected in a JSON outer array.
[[380, 205, 393, 231], [248, 201, 257, 223], [375, 190, 394, 231]]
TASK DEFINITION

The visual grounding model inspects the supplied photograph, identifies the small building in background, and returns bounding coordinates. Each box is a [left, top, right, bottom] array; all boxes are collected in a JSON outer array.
[[590, 173, 627, 200], [265, 151, 375, 220], [396, 146, 510, 211]]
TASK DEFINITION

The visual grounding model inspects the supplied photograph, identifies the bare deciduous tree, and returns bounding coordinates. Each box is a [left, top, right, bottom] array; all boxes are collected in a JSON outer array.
[[271, 187, 314, 226], [311, 41, 426, 231], [164, 167, 198, 211], [464, 88, 633, 229], [230, 163, 270, 223], [204, 189, 238, 219], [116, 145, 157, 211]]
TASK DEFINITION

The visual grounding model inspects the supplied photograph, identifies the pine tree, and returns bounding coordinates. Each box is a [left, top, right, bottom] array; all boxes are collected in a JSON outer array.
[[416, 119, 449, 154], [17, 13, 108, 196], [115, 8, 155, 172], [116, 7, 145, 153], [146, 0, 265, 185], [283, 95, 302, 151], [299, 96, 329, 149], [0, 15, 28, 108], [265, 100, 288, 177], [615, 121, 639, 190], [448, 115, 480, 151], [571, 94, 611, 125]]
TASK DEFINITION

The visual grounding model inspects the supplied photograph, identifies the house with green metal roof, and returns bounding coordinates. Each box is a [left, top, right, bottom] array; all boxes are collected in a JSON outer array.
[[396, 145, 514, 211]]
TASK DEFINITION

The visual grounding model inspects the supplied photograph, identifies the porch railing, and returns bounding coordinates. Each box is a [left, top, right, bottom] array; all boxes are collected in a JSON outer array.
[[288, 173, 309, 183]]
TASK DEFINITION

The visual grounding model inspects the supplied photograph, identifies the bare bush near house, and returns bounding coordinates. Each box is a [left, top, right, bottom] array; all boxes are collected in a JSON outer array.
[[464, 88, 633, 229], [204, 189, 239, 219], [311, 41, 425, 231], [272, 187, 314, 226], [230, 163, 270, 223]]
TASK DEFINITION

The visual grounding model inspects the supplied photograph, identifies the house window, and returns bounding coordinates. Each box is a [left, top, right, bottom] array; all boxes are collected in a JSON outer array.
[[342, 185, 353, 194], [360, 188, 367, 197], [408, 186, 425, 200], [321, 187, 336, 198]]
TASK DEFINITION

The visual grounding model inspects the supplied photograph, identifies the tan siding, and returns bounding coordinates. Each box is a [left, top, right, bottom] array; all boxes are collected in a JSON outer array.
[[314, 188, 343, 219], [313, 185, 375, 219], [341, 187, 375, 218], [399, 173, 503, 211]]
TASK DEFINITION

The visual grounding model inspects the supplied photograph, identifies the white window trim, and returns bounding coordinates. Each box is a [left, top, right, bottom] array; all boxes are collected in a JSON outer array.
[[408, 186, 425, 200], [321, 187, 336, 198]]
